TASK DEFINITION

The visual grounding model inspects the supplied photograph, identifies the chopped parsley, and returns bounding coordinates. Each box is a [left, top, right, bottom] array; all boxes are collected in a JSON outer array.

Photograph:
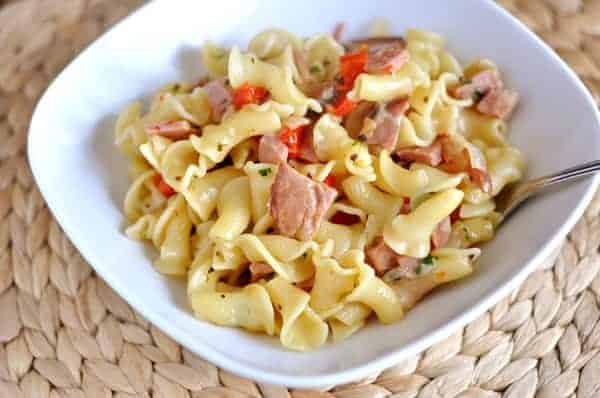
[[258, 167, 272, 176], [416, 255, 436, 275]]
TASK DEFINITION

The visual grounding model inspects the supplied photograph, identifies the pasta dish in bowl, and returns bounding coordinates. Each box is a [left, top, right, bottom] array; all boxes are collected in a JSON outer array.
[[115, 25, 524, 351]]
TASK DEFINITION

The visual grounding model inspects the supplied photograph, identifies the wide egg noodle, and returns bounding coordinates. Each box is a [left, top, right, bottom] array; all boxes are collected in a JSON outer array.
[[266, 277, 329, 350]]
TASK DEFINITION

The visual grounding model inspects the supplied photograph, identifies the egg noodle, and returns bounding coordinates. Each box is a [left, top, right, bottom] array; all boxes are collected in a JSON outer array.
[[115, 24, 524, 350]]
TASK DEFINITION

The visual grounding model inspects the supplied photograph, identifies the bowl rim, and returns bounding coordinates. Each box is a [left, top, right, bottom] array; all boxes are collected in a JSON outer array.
[[28, 0, 600, 388]]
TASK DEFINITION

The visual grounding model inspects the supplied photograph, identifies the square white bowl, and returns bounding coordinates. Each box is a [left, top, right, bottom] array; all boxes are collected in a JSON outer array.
[[28, 0, 600, 388]]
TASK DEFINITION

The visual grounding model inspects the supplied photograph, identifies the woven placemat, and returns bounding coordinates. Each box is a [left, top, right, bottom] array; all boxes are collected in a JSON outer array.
[[1, 1, 600, 397]]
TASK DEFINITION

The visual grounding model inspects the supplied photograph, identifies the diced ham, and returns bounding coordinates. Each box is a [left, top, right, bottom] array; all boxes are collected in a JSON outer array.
[[305, 81, 336, 103], [468, 167, 493, 194], [333, 22, 346, 42], [395, 140, 443, 166], [269, 163, 338, 241], [258, 135, 288, 164], [347, 36, 407, 53], [386, 97, 410, 116], [366, 115, 398, 151], [343, 101, 378, 139], [204, 78, 232, 123], [249, 262, 274, 283], [343, 99, 407, 151], [365, 42, 410, 74], [431, 216, 452, 249], [297, 127, 320, 163], [437, 136, 494, 193], [452, 69, 503, 100], [476, 89, 519, 120], [145, 120, 199, 140], [365, 237, 420, 277], [295, 277, 315, 292]]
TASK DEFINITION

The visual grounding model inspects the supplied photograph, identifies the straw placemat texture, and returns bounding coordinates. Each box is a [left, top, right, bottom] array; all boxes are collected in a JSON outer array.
[[1, 0, 600, 397]]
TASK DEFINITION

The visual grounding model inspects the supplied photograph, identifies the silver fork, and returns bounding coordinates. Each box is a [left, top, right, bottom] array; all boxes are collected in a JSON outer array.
[[495, 160, 600, 224]]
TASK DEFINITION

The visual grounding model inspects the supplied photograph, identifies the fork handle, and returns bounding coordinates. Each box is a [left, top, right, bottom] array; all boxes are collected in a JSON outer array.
[[530, 160, 600, 188]]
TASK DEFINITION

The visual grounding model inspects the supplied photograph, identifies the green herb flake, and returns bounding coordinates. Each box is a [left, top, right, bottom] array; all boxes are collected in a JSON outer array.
[[258, 167, 272, 177], [309, 65, 321, 74], [416, 255, 436, 275]]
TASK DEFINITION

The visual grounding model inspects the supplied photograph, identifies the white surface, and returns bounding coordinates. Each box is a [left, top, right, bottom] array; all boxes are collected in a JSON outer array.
[[28, 0, 600, 388]]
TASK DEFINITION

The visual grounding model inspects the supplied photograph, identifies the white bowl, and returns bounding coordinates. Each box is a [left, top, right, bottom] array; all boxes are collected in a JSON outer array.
[[28, 0, 600, 388]]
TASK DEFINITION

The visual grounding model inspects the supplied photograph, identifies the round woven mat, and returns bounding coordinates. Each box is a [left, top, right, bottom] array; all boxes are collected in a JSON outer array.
[[1, 1, 600, 397]]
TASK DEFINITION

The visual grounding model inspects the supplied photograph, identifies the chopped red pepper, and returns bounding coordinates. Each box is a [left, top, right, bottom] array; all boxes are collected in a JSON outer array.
[[330, 95, 358, 117], [232, 82, 268, 109], [323, 173, 337, 188], [278, 125, 305, 158], [330, 211, 361, 225], [338, 50, 368, 92], [153, 173, 176, 198]]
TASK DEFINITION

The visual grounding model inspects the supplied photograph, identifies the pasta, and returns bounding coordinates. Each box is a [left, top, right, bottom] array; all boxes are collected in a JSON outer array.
[[116, 22, 524, 350]]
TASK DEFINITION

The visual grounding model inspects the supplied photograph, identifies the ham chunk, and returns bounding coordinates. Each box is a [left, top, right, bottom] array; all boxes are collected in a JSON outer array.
[[468, 168, 493, 194], [395, 140, 443, 166], [364, 97, 410, 151], [145, 120, 199, 140], [297, 129, 320, 163], [249, 262, 274, 283], [476, 89, 519, 120], [258, 135, 288, 164], [365, 42, 410, 74], [366, 116, 398, 151], [269, 163, 338, 241], [453, 69, 503, 100], [343, 101, 378, 139], [431, 216, 451, 249], [333, 22, 346, 42], [386, 97, 410, 116], [365, 237, 420, 277], [204, 78, 232, 123]]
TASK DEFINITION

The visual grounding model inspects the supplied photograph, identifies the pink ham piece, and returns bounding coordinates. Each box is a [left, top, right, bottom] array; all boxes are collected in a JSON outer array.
[[249, 262, 275, 283], [365, 42, 410, 74], [395, 139, 443, 166], [437, 137, 494, 193], [365, 98, 410, 151], [145, 120, 199, 140], [269, 163, 338, 241], [297, 127, 320, 163], [365, 237, 420, 277], [333, 22, 346, 42], [204, 78, 232, 123], [343, 101, 378, 139], [386, 97, 410, 116], [476, 89, 520, 120], [366, 116, 398, 151], [431, 216, 452, 249], [295, 277, 315, 292], [468, 168, 493, 194], [453, 69, 503, 100], [258, 135, 288, 164]]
